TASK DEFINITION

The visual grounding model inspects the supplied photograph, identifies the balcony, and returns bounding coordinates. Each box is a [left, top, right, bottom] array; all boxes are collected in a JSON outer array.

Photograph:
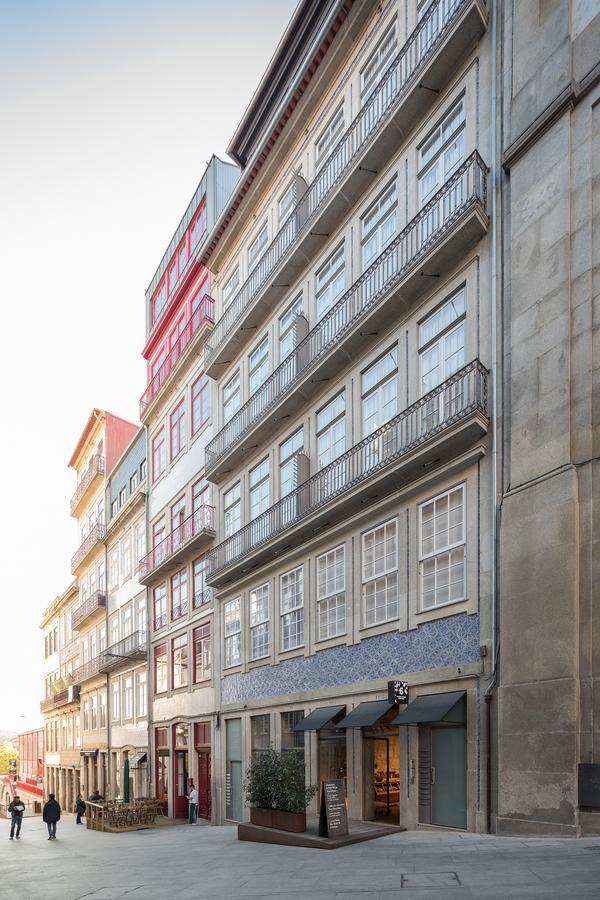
[[140, 295, 215, 420], [206, 153, 488, 483], [71, 591, 107, 631], [71, 524, 106, 575], [72, 656, 103, 686], [205, 0, 488, 378], [139, 505, 216, 584], [40, 685, 80, 713], [70, 454, 105, 517], [99, 631, 148, 674], [207, 361, 488, 586], [59, 635, 80, 665]]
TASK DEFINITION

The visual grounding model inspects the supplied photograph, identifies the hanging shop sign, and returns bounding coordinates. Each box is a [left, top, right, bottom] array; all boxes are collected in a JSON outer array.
[[388, 680, 409, 705]]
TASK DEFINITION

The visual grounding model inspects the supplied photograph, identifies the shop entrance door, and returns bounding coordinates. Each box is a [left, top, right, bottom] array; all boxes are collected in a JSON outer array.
[[431, 726, 467, 828], [197, 750, 211, 820], [363, 731, 400, 824], [173, 750, 189, 819]]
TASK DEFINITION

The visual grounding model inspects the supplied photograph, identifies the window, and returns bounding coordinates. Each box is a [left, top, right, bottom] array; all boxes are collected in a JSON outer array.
[[134, 522, 145, 568], [315, 245, 345, 320], [249, 584, 270, 660], [108, 549, 119, 591], [363, 519, 398, 626], [315, 105, 345, 170], [248, 336, 269, 395], [279, 428, 304, 498], [317, 393, 345, 469], [317, 545, 346, 640], [190, 207, 204, 249], [192, 557, 210, 607], [223, 371, 241, 424], [168, 260, 177, 294], [110, 614, 119, 646], [130, 471, 139, 493], [361, 182, 397, 271], [223, 483, 241, 538], [136, 596, 146, 633], [111, 500, 118, 518], [360, 21, 398, 106], [82, 699, 89, 731], [249, 459, 270, 520], [419, 486, 466, 609], [122, 675, 133, 720], [223, 268, 240, 309], [136, 670, 147, 718], [179, 239, 188, 273], [281, 711, 305, 756], [170, 399, 186, 460], [122, 604, 133, 639], [420, 288, 466, 394], [279, 294, 303, 362], [418, 98, 466, 208], [170, 495, 186, 549], [172, 634, 188, 689], [98, 624, 106, 652], [251, 715, 270, 759], [90, 694, 98, 730], [119, 487, 127, 507], [248, 222, 268, 273], [152, 428, 166, 481], [153, 584, 167, 630], [152, 282, 167, 325], [152, 516, 166, 565], [191, 374, 210, 434], [223, 598, 241, 667], [278, 181, 295, 225], [154, 644, 167, 694], [171, 569, 188, 620], [75, 714, 80, 745], [280, 566, 304, 651], [362, 347, 398, 437], [120, 532, 132, 580], [140, 459, 147, 481], [193, 623, 211, 682]]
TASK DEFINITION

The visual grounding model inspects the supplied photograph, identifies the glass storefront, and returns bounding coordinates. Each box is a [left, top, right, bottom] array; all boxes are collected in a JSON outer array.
[[363, 731, 400, 824], [318, 729, 347, 794]]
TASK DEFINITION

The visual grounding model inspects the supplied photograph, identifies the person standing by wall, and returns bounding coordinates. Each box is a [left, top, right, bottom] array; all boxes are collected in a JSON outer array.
[[75, 793, 86, 825], [8, 795, 25, 839], [187, 783, 198, 824], [42, 793, 61, 840]]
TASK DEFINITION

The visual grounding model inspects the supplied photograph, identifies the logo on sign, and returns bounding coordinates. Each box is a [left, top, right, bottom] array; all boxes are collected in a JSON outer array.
[[388, 680, 409, 705]]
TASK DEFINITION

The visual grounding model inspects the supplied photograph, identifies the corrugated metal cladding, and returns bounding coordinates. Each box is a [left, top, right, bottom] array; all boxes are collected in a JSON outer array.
[[145, 156, 239, 303], [107, 429, 147, 521]]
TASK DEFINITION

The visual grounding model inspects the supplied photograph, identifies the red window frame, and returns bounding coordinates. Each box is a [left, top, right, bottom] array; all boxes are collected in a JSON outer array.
[[170, 400, 186, 461], [193, 622, 211, 683], [170, 495, 185, 534], [194, 721, 211, 747], [168, 259, 178, 296], [152, 281, 167, 326], [191, 374, 210, 435], [192, 478, 208, 514], [171, 633, 188, 690], [154, 643, 167, 694], [152, 427, 166, 482], [152, 516, 166, 549]]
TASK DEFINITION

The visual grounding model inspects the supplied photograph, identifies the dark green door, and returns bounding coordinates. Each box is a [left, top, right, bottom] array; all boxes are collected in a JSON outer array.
[[431, 726, 467, 828]]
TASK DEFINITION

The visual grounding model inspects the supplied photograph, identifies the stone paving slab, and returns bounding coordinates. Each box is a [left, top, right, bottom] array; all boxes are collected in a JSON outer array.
[[2, 815, 600, 900]]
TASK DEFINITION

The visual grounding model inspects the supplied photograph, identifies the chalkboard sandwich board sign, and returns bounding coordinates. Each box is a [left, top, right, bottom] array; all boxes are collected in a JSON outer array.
[[318, 779, 349, 838]]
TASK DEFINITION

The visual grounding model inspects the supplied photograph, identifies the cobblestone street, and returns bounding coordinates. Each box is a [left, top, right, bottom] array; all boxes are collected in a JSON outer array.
[[2, 816, 600, 900]]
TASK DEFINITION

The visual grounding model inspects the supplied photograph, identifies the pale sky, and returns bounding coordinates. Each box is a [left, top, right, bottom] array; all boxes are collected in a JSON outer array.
[[0, 0, 297, 734]]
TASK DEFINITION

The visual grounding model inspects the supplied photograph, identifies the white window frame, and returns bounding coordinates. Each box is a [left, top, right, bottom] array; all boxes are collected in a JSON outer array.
[[315, 244, 345, 320], [360, 181, 398, 272], [418, 97, 466, 208], [223, 598, 241, 668], [249, 458, 270, 520], [419, 484, 466, 610], [249, 583, 270, 660], [247, 222, 269, 273], [223, 482, 241, 539], [362, 519, 399, 626], [279, 294, 303, 362], [360, 20, 398, 106], [316, 392, 346, 470], [248, 336, 269, 396], [223, 370, 241, 424], [222, 267, 240, 309], [361, 347, 399, 437], [317, 545, 346, 640], [280, 566, 304, 651], [315, 104, 345, 171]]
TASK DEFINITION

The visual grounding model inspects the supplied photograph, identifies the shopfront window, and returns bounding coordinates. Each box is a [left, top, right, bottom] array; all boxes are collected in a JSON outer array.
[[250, 715, 270, 761]]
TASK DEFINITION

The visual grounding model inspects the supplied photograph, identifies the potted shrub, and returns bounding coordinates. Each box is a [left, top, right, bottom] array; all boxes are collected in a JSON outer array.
[[245, 748, 317, 833]]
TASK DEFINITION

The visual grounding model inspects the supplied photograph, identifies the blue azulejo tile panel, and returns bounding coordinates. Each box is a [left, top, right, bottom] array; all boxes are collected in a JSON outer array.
[[222, 612, 480, 705]]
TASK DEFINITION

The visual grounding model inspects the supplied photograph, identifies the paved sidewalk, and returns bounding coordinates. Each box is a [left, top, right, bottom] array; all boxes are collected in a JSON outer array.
[[2, 814, 600, 899]]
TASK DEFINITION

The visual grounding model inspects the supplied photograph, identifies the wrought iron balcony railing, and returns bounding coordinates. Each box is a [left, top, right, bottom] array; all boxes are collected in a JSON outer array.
[[206, 153, 487, 472], [71, 591, 107, 631], [208, 361, 488, 579], [139, 504, 215, 581], [99, 631, 148, 674], [72, 656, 103, 685], [206, 0, 477, 368], [40, 685, 80, 713], [71, 524, 106, 574], [59, 636, 81, 665], [70, 454, 105, 516], [192, 589, 212, 610], [154, 612, 167, 630], [140, 295, 215, 418]]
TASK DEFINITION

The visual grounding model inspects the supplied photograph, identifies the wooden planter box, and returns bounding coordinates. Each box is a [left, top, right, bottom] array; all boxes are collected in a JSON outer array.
[[249, 808, 306, 833]]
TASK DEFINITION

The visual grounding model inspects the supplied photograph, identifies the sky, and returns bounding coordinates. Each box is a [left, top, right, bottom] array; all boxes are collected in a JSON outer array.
[[0, 0, 297, 734]]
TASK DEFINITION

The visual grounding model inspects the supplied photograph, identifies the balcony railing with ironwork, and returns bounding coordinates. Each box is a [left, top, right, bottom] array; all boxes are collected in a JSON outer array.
[[40, 685, 80, 713], [140, 295, 215, 418], [208, 361, 488, 579], [192, 589, 212, 610], [139, 505, 215, 581], [70, 454, 105, 516], [71, 591, 107, 631], [59, 635, 80, 665], [206, 0, 478, 368], [71, 524, 106, 574], [206, 153, 487, 473], [99, 631, 148, 674], [154, 612, 167, 630], [72, 656, 103, 685], [171, 599, 189, 621]]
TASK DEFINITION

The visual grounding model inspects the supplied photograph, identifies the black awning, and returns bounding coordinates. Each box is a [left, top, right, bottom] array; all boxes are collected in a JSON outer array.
[[128, 752, 147, 768], [293, 705, 346, 732], [337, 700, 395, 729], [79, 749, 98, 757], [392, 691, 466, 725]]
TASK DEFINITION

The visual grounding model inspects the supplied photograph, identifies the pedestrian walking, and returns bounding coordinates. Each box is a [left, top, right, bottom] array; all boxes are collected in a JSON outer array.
[[8, 795, 25, 839], [42, 793, 61, 840], [75, 793, 86, 825], [187, 784, 198, 824]]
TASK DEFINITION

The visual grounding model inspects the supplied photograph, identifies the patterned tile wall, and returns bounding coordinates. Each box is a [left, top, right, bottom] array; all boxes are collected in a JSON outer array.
[[222, 612, 480, 705]]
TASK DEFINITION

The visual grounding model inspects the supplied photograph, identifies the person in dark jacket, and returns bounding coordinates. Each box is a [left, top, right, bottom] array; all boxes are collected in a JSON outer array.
[[8, 795, 25, 839], [75, 793, 86, 825], [42, 794, 61, 840]]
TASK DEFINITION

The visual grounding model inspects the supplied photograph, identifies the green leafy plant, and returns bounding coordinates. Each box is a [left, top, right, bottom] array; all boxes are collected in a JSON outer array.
[[245, 747, 317, 813]]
